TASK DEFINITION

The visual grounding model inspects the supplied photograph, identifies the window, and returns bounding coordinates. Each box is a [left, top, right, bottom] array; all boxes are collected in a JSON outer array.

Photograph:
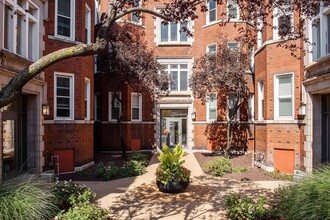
[[207, 0, 216, 23], [3, 0, 39, 60], [249, 44, 254, 72], [85, 5, 91, 43], [258, 81, 264, 120], [109, 92, 122, 120], [56, 0, 74, 39], [161, 22, 188, 43], [312, 19, 321, 60], [248, 94, 254, 121], [207, 44, 217, 55], [85, 79, 91, 120], [207, 94, 217, 121], [227, 0, 239, 20], [273, 0, 293, 39], [55, 73, 74, 120], [131, 93, 142, 121], [275, 74, 293, 119], [257, 15, 263, 48], [95, 94, 101, 121], [227, 94, 240, 120], [163, 64, 189, 91], [132, 0, 142, 24], [227, 42, 240, 50]]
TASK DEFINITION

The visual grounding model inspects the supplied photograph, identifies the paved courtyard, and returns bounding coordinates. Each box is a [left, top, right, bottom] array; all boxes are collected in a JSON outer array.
[[77, 153, 290, 220]]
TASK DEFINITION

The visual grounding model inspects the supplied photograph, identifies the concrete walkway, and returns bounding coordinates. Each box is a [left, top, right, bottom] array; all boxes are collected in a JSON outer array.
[[77, 153, 290, 220]]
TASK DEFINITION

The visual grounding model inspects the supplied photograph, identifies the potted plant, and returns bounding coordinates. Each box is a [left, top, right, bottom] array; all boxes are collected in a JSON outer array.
[[155, 144, 191, 193]]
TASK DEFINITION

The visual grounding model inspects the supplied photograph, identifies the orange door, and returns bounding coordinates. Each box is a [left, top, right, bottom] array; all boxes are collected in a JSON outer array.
[[53, 149, 75, 173], [274, 149, 294, 174]]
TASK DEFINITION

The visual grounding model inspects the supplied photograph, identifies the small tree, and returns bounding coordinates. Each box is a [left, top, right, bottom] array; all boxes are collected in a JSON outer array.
[[99, 24, 168, 157], [190, 38, 251, 157]]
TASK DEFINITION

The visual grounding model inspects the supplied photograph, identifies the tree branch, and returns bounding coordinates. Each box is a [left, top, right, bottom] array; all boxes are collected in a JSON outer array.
[[114, 7, 171, 21], [0, 40, 107, 108]]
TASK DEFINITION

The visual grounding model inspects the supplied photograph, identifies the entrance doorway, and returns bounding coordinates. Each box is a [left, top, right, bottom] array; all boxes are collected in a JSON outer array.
[[160, 109, 188, 148], [322, 95, 330, 163], [2, 96, 28, 180]]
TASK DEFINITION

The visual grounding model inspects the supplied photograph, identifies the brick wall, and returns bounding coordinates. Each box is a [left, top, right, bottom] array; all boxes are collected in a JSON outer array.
[[43, 0, 95, 168]]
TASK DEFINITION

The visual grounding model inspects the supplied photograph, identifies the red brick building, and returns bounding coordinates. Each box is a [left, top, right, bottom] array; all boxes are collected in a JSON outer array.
[[43, 0, 96, 173], [95, 0, 254, 154]]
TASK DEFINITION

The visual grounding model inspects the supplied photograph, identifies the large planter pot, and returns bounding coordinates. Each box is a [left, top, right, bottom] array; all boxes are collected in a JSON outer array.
[[156, 180, 189, 193]]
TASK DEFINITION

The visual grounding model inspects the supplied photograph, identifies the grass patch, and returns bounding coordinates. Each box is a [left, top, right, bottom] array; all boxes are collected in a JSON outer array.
[[265, 170, 293, 181]]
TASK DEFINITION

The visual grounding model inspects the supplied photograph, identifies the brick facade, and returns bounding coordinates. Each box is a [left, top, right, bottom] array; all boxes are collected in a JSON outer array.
[[43, 0, 95, 169]]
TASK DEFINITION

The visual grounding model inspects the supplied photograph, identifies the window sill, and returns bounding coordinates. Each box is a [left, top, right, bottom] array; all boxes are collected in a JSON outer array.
[[203, 20, 244, 29], [48, 35, 83, 45], [157, 42, 192, 47]]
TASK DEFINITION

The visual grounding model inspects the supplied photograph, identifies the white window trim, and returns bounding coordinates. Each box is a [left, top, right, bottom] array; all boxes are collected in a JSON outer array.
[[85, 4, 91, 44], [55, 0, 75, 41], [131, 93, 142, 121], [273, 4, 294, 40], [227, 41, 240, 50], [227, 95, 240, 121], [108, 92, 122, 121], [206, 94, 217, 121], [158, 20, 192, 45], [206, 0, 217, 24], [248, 94, 255, 121], [258, 81, 264, 120], [274, 73, 294, 120], [227, 0, 240, 21], [131, 0, 142, 25], [206, 43, 217, 54], [3, 0, 40, 61], [54, 72, 75, 120], [85, 78, 91, 120]]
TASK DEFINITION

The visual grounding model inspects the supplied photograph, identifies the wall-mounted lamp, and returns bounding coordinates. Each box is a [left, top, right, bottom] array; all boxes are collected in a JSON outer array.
[[42, 103, 50, 116], [191, 111, 196, 121], [299, 102, 306, 116], [152, 112, 157, 120]]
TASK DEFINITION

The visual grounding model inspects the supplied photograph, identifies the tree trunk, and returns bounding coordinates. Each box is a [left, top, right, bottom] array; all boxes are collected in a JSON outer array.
[[117, 118, 127, 158], [225, 121, 232, 158]]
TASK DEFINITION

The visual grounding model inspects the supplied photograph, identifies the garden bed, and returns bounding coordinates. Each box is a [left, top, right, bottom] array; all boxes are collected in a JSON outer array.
[[194, 152, 281, 181], [59, 152, 153, 181]]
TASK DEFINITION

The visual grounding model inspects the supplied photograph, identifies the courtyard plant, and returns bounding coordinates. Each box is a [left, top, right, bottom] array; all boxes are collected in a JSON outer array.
[[272, 166, 330, 219], [225, 193, 275, 220], [203, 157, 248, 177], [0, 177, 58, 220], [155, 144, 191, 193]]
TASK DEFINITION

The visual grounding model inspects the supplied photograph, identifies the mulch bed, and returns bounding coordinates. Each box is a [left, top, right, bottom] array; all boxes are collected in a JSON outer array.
[[59, 152, 153, 181], [194, 152, 278, 181]]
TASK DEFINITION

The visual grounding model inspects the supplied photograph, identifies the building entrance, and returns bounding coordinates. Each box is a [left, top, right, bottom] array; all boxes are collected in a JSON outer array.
[[160, 109, 188, 148]]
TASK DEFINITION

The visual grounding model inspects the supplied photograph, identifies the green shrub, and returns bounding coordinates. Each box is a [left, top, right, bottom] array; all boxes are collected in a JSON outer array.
[[120, 160, 147, 177], [0, 178, 58, 220], [272, 166, 330, 219], [57, 190, 109, 220], [203, 158, 233, 176], [95, 162, 120, 181], [52, 180, 92, 210], [225, 193, 274, 220], [203, 158, 248, 176], [130, 152, 148, 166]]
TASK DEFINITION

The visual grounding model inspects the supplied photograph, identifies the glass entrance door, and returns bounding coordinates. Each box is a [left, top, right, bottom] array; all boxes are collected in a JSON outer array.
[[166, 118, 182, 147]]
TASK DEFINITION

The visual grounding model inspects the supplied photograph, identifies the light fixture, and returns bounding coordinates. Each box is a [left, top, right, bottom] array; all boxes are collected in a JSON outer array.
[[299, 102, 306, 116], [152, 112, 157, 120], [42, 103, 50, 116], [191, 111, 196, 120]]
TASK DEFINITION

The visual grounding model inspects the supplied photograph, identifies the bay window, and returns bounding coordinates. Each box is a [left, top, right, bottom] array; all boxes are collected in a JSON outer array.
[[207, 0, 216, 23], [131, 93, 142, 121], [207, 94, 217, 121], [258, 81, 264, 120], [227, 0, 239, 20], [56, 0, 75, 39], [3, 0, 39, 60], [109, 92, 122, 121], [55, 73, 74, 120], [275, 74, 293, 119], [273, 0, 293, 39]]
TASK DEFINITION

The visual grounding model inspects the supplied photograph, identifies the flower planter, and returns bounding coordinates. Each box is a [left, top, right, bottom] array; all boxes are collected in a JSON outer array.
[[156, 180, 189, 193]]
